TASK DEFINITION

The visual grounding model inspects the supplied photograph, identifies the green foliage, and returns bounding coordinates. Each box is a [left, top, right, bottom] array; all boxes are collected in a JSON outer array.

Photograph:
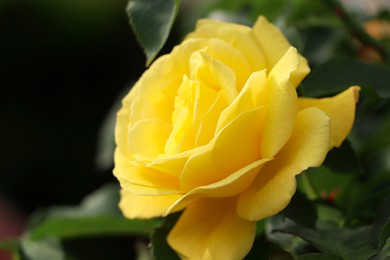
[[30, 216, 157, 241], [20, 236, 65, 260], [245, 239, 287, 259], [379, 219, 390, 251], [297, 253, 340, 260], [323, 140, 362, 175], [126, 0, 180, 65], [150, 213, 181, 260], [269, 215, 377, 259], [283, 190, 318, 229], [1, 184, 161, 259], [301, 59, 390, 98]]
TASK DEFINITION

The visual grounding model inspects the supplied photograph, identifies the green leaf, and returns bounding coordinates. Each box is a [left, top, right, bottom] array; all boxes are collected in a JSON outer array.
[[324, 140, 362, 175], [297, 253, 341, 260], [127, 0, 180, 66], [265, 217, 309, 256], [20, 236, 65, 260], [40, 183, 122, 218], [30, 216, 159, 240], [316, 204, 345, 227], [256, 220, 265, 237], [379, 219, 390, 250], [28, 184, 161, 240], [372, 195, 390, 248], [245, 238, 286, 260], [283, 190, 317, 229], [151, 213, 180, 260], [301, 59, 390, 98], [346, 187, 390, 226], [372, 237, 390, 260], [269, 251, 295, 260], [270, 215, 377, 260], [299, 166, 355, 206]]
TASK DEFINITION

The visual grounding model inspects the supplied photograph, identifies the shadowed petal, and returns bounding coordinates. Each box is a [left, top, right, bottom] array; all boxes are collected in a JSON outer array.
[[168, 198, 256, 260], [119, 189, 183, 219]]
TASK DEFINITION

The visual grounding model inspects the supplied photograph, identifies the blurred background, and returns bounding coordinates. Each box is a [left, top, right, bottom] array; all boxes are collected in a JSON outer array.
[[1, 0, 390, 259], [0, 0, 143, 214], [0, 0, 148, 258]]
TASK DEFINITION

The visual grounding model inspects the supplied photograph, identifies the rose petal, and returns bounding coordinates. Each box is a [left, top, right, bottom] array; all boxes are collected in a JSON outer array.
[[195, 91, 228, 147], [165, 76, 197, 155], [145, 151, 192, 178], [128, 119, 172, 159], [298, 86, 360, 148], [115, 101, 132, 157], [261, 47, 299, 158], [237, 107, 330, 221], [190, 50, 237, 103], [206, 38, 252, 89], [252, 16, 310, 86], [114, 149, 181, 191], [119, 189, 183, 219], [126, 39, 212, 127], [180, 106, 265, 190], [129, 56, 179, 124], [167, 198, 256, 260], [187, 19, 266, 71], [216, 70, 267, 133], [165, 158, 271, 215]]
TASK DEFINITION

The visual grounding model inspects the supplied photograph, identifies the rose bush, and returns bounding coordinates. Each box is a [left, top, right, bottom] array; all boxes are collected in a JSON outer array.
[[114, 16, 359, 259]]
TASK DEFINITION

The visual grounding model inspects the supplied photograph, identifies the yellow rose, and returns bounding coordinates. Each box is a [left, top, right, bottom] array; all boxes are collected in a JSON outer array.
[[114, 16, 359, 259]]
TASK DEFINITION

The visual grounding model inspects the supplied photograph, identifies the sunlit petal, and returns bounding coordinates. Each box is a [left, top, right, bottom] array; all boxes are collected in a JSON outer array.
[[298, 86, 360, 148], [252, 16, 310, 86], [180, 107, 265, 190], [261, 47, 299, 158], [237, 107, 330, 221]]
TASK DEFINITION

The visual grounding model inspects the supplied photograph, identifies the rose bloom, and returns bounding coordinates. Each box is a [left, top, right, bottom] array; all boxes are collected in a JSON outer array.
[[114, 16, 359, 259]]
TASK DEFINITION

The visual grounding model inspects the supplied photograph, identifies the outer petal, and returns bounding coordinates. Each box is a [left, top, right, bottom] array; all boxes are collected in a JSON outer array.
[[237, 107, 330, 221], [125, 38, 212, 128], [165, 158, 271, 215], [144, 151, 192, 178], [128, 56, 180, 125], [115, 54, 184, 158], [119, 189, 183, 219], [114, 149, 181, 193], [167, 198, 256, 260], [261, 47, 299, 158], [252, 16, 310, 86], [128, 119, 172, 159], [187, 19, 266, 71], [298, 86, 360, 148], [115, 85, 140, 157]]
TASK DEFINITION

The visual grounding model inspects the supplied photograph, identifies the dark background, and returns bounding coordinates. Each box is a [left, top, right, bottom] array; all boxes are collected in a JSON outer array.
[[0, 1, 153, 258], [0, 0, 146, 213]]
